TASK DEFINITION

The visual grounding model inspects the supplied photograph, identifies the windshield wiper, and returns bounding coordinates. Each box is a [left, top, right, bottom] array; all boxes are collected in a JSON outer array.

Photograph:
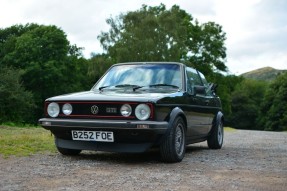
[[99, 84, 142, 91], [115, 84, 141, 88], [133, 84, 179, 91], [99, 84, 141, 91], [99, 85, 112, 91], [149, 84, 179, 89]]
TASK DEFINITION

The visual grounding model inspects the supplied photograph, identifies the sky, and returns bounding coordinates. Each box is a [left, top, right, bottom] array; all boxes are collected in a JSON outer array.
[[1, 0, 286, 75]]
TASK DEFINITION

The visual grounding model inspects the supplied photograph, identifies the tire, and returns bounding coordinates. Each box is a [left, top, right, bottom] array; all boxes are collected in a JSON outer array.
[[160, 117, 186, 163], [207, 119, 224, 149], [55, 137, 81, 156]]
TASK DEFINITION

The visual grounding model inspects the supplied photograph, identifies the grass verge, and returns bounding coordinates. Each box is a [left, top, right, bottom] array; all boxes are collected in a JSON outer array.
[[0, 126, 56, 158], [224, 127, 237, 132]]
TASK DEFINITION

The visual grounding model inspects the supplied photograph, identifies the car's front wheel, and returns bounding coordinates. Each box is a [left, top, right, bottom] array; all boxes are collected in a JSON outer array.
[[207, 119, 224, 149], [160, 117, 186, 163], [55, 137, 81, 156]]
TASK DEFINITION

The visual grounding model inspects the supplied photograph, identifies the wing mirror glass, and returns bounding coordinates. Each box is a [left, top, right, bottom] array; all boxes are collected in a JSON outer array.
[[193, 85, 206, 95]]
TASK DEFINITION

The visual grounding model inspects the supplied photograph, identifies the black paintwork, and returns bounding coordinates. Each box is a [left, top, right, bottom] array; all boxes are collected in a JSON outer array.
[[39, 62, 223, 153]]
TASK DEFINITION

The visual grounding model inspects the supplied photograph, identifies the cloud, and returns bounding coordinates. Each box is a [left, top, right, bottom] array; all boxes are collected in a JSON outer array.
[[0, 0, 286, 74], [222, 0, 287, 73]]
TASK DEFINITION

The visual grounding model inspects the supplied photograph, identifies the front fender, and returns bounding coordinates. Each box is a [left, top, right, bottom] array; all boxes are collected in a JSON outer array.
[[212, 111, 224, 129], [215, 111, 224, 123], [161, 107, 187, 139]]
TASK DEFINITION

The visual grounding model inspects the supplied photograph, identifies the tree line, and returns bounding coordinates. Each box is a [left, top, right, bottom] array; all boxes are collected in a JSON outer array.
[[0, 4, 286, 131]]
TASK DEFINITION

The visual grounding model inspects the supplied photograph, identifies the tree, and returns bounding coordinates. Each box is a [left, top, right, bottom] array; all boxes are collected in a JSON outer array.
[[230, 79, 267, 130], [98, 4, 227, 76], [0, 23, 39, 60], [259, 73, 287, 131], [0, 66, 35, 123], [1, 24, 69, 98], [209, 74, 243, 118], [0, 24, 89, 122], [87, 53, 114, 83], [187, 21, 227, 75]]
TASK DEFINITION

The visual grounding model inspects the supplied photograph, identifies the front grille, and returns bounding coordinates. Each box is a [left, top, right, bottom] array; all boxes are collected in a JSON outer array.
[[62, 102, 136, 118], [45, 101, 153, 120]]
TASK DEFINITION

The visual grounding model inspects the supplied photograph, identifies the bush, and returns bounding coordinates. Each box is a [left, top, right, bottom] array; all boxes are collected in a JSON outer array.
[[259, 73, 287, 131], [0, 66, 35, 123]]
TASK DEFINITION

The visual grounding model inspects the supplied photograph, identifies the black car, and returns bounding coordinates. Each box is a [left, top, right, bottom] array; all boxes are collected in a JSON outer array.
[[39, 62, 224, 162]]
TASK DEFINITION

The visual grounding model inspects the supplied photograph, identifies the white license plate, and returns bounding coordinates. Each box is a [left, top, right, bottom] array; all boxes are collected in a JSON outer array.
[[72, 131, 114, 142]]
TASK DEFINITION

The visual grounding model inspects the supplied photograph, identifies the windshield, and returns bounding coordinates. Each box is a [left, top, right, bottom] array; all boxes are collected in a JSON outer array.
[[93, 63, 182, 91]]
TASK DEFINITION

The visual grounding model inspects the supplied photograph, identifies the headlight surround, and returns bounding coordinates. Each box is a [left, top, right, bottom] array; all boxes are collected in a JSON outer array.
[[120, 104, 132, 117], [47, 102, 60, 118], [62, 103, 73, 115], [135, 104, 151, 120]]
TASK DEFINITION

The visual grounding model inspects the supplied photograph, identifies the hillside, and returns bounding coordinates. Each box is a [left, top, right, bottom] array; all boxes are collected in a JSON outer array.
[[241, 67, 287, 81]]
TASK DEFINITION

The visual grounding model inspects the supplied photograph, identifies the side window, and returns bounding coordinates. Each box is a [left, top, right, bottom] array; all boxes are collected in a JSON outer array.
[[198, 71, 208, 86], [186, 68, 203, 86], [186, 67, 203, 94], [198, 71, 212, 96]]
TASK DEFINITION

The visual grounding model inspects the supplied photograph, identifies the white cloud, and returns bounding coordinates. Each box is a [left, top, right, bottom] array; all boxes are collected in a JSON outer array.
[[0, 0, 286, 74]]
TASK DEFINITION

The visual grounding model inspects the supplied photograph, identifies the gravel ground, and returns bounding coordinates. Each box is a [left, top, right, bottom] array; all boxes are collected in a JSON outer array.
[[0, 129, 287, 191]]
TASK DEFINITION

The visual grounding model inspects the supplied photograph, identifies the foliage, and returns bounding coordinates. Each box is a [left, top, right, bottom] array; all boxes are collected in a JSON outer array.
[[209, 74, 243, 117], [88, 53, 114, 83], [98, 4, 227, 77], [0, 23, 39, 59], [0, 126, 56, 158], [258, 72, 287, 131], [186, 21, 227, 75], [99, 4, 190, 62], [229, 79, 267, 130], [0, 24, 89, 122], [0, 66, 35, 123]]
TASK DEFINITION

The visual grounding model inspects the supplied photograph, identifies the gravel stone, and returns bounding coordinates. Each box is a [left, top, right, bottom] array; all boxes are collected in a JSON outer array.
[[0, 130, 286, 191]]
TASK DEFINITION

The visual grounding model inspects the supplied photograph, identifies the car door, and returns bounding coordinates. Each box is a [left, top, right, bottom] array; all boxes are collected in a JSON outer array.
[[197, 71, 218, 133], [185, 67, 214, 137]]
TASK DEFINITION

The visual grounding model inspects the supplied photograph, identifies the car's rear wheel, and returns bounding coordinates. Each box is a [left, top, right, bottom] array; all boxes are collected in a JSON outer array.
[[55, 137, 81, 156], [160, 117, 186, 163], [207, 119, 224, 149]]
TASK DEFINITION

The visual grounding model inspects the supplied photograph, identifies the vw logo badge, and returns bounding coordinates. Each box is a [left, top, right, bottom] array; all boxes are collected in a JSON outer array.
[[91, 105, 99, 114]]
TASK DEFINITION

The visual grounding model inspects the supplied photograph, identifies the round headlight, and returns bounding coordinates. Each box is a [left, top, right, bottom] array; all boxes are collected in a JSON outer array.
[[135, 104, 151, 120], [120, 104, 132, 117], [47, 102, 60, 118], [62, 103, 73, 115]]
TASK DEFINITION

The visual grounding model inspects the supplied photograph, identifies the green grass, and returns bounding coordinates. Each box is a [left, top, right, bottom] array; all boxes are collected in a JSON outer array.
[[0, 126, 56, 158], [224, 127, 236, 132]]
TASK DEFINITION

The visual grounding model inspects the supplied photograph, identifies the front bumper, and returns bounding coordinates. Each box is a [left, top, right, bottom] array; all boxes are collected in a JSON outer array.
[[39, 118, 169, 152]]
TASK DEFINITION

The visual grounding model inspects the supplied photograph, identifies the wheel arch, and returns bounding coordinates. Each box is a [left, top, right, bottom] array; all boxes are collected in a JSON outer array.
[[212, 111, 224, 134], [212, 111, 224, 129], [160, 107, 187, 162], [208, 111, 224, 149], [166, 107, 187, 133]]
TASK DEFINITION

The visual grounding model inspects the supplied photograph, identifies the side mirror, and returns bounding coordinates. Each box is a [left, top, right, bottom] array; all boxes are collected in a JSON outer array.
[[193, 85, 206, 95]]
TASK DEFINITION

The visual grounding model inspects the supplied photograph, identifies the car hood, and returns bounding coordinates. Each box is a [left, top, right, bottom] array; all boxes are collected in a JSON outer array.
[[46, 90, 182, 103]]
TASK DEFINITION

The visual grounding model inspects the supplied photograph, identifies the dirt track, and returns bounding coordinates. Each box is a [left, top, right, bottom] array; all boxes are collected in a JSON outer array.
[[1, 130, 286, 191]]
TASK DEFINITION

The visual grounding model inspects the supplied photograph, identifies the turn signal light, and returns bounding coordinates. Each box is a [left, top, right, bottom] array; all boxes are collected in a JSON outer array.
[[42, 121, 51, 126]]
